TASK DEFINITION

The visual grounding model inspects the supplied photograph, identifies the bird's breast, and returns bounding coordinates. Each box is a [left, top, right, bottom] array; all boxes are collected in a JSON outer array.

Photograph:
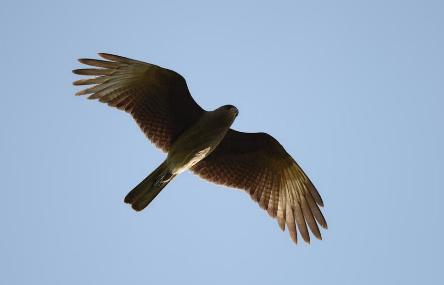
[[166, 112, 233, 174]]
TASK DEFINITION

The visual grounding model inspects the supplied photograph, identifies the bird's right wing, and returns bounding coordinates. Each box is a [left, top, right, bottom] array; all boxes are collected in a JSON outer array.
[[73, 53, 205, 152], [192, 130, 327, 244]]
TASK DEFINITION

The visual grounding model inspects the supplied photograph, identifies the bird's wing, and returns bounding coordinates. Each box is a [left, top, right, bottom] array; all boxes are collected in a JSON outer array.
[[73, 53, 205, 152], [192, 130, 327, 243]]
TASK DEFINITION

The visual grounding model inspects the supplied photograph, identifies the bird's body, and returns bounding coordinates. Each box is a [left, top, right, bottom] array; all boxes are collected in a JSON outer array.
[[123, 106, 238, 211], [73, 53, 327, 244], [166, 106, 237, 175]]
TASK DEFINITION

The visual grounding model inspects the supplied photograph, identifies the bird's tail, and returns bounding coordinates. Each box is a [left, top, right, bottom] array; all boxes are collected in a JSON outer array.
[[124, 161, 175, 211]]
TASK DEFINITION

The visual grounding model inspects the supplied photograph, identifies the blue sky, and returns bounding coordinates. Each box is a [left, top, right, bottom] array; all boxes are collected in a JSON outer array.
[[1, 0, 443, 284]]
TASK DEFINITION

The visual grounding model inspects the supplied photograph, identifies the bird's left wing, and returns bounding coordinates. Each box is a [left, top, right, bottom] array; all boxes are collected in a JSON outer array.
[[73, 53, 205, 152], [191, 130, 327, 244]]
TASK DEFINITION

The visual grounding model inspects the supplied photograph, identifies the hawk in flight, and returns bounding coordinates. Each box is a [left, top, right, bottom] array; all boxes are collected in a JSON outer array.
[[73, 53, 327, 244]]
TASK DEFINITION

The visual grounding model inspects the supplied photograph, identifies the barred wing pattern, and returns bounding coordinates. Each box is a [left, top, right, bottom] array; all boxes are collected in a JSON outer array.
[[73, 53, 205, 152], [192, 130, 327, 243]]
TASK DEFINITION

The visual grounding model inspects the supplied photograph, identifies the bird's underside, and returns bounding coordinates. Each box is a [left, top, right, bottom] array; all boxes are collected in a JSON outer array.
[[73, 53, 327, 244]]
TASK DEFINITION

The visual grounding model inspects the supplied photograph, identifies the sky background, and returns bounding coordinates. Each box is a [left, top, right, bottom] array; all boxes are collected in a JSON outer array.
[[1, 0, 443, 284]]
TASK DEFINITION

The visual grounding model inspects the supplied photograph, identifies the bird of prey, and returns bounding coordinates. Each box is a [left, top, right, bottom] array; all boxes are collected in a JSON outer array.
[[73, 53, 327, 244]]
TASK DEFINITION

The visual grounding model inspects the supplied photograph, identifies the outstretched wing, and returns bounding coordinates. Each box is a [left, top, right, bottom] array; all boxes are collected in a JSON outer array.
[[73, 53, 205, 152], [192, 130, 327, 244]]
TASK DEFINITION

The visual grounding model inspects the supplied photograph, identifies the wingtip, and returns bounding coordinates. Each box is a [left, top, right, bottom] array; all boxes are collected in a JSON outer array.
[[98, 52, 119, 61], [290, 234, 298, 244], [78, 58, 99, 65], [313, 231, 323, 240], [299, 227, 311, 244], [321, 222, 328, 230], [278, 220, 285, 231], [98, 53, 136, 64], [72, 78, 89, 86], [98, 52, 110, 58], [318, 215, 328, 229]]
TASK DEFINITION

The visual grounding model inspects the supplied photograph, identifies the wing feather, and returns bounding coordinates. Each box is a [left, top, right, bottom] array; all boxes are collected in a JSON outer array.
[[301, 195, 322, 240], [73, 53, 205, 152], [286, 203, 297, 243], [192, 130, 326, 244]]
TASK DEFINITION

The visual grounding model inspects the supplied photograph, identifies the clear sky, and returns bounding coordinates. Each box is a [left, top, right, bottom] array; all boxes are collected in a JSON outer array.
[[1, 0, 443, 284]]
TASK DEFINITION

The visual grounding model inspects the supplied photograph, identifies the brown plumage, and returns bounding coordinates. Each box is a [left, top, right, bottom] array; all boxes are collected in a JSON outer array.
[[73, 53, 327, 244], [191, 130, 327, 243], [73, 53, 204, 151]]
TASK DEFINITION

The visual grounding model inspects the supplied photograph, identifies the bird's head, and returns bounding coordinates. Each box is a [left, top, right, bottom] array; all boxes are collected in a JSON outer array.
[[208, 105, 239, 131], [216, 104, 239, 119]]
